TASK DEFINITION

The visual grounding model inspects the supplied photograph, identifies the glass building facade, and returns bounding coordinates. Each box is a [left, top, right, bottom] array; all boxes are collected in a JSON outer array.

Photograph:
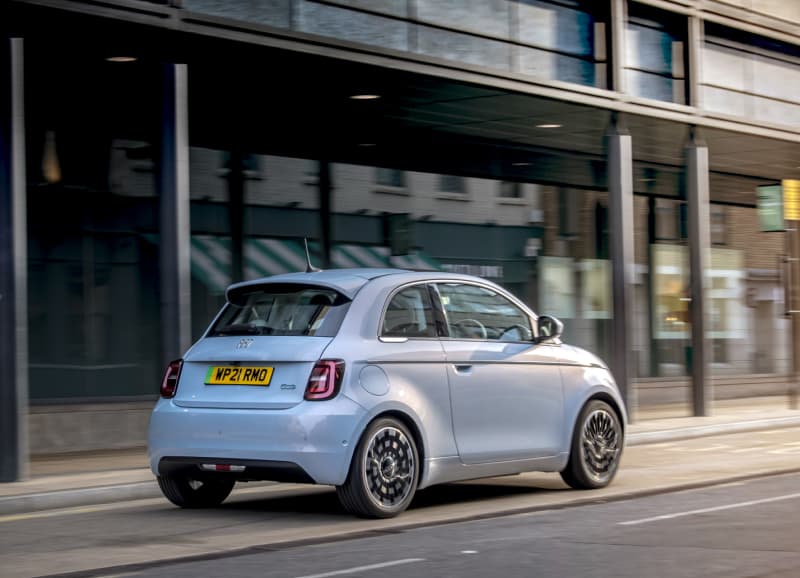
[[3, 0, 800, 469]]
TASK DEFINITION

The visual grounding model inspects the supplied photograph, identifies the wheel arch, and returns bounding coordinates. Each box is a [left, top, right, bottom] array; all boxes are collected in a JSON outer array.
[[586, 392, 627, 436], [350, 409, 427, 487], [559, 390, 626, 489]]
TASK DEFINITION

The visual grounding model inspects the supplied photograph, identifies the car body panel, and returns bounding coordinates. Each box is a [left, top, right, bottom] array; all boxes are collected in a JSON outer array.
[[225, 268, 403, 300], [443, 339, 567, 463], [173, 336, 333, 409], [148, 393, 366, 485]]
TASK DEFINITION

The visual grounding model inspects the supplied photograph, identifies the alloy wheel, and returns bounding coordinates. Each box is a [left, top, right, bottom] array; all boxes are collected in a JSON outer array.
[[580, 408, 620, 484], [363, 426, 415, 508]]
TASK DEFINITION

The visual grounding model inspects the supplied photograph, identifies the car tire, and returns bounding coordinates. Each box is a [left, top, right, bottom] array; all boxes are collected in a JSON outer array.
[[560, 399, 623, 490], [157, 474, 235, 508], [336, 417, 419, 518]]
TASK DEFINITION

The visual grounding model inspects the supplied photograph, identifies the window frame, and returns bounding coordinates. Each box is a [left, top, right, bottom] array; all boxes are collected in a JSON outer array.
[[378, 282, 443, 340]]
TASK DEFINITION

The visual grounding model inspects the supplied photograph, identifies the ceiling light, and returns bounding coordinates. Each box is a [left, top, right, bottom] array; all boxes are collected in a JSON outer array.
[[535, 123, 562, 129], [358, 143, 377, 147], [350, 94, 381, 100], [106, 56, 137, 63], [512, 162, 532, 167]]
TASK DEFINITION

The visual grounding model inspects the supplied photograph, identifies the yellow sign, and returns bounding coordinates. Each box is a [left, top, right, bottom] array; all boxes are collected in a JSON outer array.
[[783, 180, 800, 221]]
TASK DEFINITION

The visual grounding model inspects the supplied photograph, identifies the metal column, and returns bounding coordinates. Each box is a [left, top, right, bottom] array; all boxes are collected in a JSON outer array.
[[782, 179, 800, 410], [159, 63, 192, 363], [228, 149, 245, 284], [0, 37, 28, 482], [686, 127, 711, 416], [606, 113, 636, 415], [319, 159, 332, 269], [609, 0, 627, 93]]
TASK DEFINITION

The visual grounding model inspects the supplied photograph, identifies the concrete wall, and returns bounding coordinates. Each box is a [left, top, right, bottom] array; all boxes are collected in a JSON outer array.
[[29, 402, 153, 455]]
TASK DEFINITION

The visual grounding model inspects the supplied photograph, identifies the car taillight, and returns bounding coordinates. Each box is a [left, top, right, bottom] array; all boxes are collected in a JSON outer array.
[[304, 360, 344, 401], [160, 359, 183, 398]]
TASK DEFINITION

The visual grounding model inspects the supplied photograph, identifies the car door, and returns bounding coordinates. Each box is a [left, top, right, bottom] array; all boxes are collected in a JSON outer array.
[[435, 282, 566, 464], [362, 284, 454, 459]]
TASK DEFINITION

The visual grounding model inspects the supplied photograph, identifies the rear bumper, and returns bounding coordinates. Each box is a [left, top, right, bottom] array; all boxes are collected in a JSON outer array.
[[147, 395, 367, 486], [157, 457, 316, 484]]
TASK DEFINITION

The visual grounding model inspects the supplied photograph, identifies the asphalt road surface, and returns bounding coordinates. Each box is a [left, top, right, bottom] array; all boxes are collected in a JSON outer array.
[[4, 428, 800, 578], [101, 472, 800, 578]]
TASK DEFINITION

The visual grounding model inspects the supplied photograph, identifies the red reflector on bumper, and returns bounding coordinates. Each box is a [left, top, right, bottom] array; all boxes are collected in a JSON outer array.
[[200, 464, 245, 473]]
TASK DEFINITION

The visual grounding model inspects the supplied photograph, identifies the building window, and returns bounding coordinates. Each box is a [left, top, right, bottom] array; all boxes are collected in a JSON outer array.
[[303, 159, 319, 185], [703, 23, 800, 128], [516, 0, 609, 89], [439, 174, 466, 194], [499, 181, 523, 199], [626, 3, 687, 104], [711, 204, 726, 246], [375, 168, 406, 188], [654, 198, 680, 241]]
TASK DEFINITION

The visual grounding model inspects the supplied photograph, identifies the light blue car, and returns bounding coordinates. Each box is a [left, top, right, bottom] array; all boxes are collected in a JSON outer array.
[[148, 268, 626, 518]]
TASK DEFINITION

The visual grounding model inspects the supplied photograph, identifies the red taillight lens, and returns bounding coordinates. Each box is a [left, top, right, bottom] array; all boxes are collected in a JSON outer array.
[[304, 360, 344, 401], [160, 359, 183, 398]]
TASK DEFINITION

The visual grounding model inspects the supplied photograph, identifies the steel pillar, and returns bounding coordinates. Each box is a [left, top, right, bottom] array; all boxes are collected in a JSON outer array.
[[159, 63, 192, 362], [0, 37, 28, 482], [606, 113, 636, 416], [686, 127, 711, 416], [319, 159, 332, 269]]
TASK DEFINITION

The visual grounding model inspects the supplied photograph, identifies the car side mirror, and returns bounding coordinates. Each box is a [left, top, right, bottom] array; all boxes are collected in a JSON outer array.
[[536, 315, 563, 343]]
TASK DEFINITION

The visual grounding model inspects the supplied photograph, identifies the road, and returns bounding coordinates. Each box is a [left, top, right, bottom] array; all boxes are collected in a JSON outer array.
[[104, 472, 800, 578], [3, 427, 800, 578]]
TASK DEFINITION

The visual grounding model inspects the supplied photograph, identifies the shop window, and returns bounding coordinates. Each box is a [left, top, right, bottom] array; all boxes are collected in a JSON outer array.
[[713, 339, 728, 363], [626, 3, 687, 104], [559, 188, 580, 237], [655, 198, 680, 241]]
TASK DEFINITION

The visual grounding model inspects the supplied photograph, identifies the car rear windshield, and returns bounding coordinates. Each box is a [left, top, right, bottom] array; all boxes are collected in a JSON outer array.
[[208, 284, 351, 337]]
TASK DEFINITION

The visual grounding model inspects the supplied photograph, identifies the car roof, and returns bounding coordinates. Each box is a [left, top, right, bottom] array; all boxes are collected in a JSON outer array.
[[225, 267, 509, 302], [226, 268, 412, 300]]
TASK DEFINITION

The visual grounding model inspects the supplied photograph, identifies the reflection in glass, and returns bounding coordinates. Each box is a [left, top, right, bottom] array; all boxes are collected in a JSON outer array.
[[539, 256, 575, 319], [626, 4, 686, 104]]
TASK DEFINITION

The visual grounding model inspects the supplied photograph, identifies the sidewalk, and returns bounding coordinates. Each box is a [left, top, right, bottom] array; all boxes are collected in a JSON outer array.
[[1, 395, 799, 516]]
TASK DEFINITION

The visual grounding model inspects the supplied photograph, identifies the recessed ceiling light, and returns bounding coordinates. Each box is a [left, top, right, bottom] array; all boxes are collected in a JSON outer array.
[[535, 123, 562, 129], [106, 56, 137, 63], [350, 94, 381, 100], [512, 162, 532, 167]]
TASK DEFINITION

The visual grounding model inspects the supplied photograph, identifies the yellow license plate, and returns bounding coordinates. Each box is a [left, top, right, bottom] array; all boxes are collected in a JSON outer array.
[[205, 366, 274, 386]]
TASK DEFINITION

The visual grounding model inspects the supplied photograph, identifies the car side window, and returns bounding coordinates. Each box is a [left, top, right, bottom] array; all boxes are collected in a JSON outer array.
[[436, 283, 532, 341], [381, 285, 437, 338]]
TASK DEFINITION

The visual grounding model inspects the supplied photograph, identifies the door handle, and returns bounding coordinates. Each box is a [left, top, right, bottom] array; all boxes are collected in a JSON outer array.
[[453, 364, 473, 374]]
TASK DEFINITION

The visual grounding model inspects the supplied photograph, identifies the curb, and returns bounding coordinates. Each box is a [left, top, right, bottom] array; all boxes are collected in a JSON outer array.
[[0, 481, 161, 516], [4, 416, 800, 516], [626, 415, 800, 446]]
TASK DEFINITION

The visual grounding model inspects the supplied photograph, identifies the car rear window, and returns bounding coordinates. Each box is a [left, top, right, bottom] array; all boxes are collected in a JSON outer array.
[[209, 284, 351, 337]]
